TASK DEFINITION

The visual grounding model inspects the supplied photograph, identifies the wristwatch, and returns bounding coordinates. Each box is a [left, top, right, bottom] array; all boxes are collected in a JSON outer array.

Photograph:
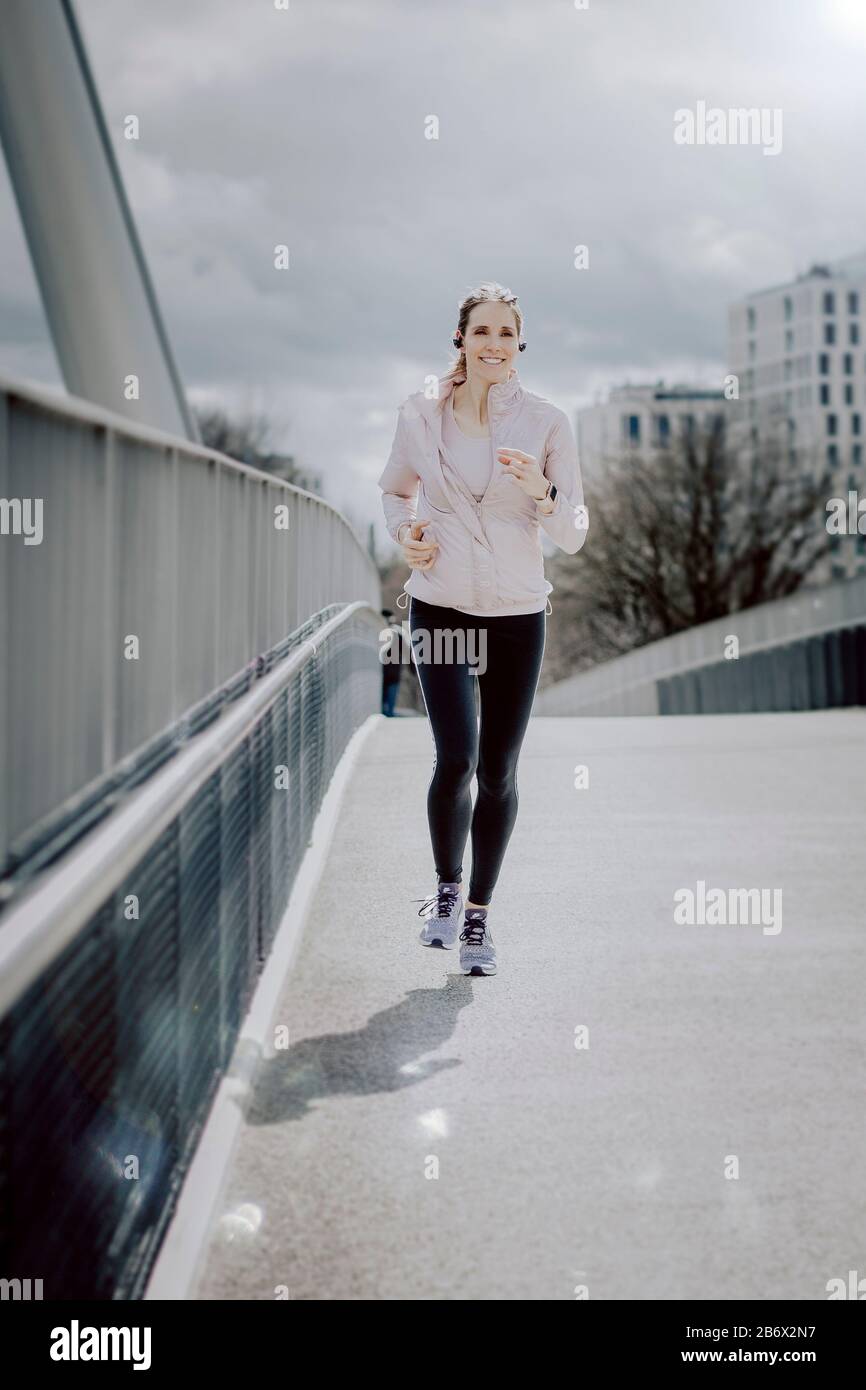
[[537, 481, 558, 514]]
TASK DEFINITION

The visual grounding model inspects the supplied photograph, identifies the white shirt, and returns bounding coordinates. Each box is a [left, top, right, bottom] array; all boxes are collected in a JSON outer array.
[[441, 390, 493, 500]]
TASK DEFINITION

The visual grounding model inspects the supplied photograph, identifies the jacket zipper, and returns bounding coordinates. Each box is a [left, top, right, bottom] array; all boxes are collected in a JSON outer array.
[[436, 393, 504, 606], [473, 410, 498, 606]]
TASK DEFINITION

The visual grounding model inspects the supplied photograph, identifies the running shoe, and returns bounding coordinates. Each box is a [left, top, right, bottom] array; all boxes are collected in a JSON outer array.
[[459, 912, 497, 976], [415, 885, 464, 949]]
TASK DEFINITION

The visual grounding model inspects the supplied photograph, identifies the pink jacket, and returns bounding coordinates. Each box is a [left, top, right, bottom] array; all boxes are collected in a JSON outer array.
[[377, 369, 587, 613]]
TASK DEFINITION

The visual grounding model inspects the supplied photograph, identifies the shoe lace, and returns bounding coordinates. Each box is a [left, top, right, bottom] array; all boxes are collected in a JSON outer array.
[[414, 888, 460, 920], [460, 917, 487, 946]]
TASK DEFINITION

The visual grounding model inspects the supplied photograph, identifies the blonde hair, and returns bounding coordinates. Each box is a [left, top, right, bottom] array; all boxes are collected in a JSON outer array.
[[438, 281, 523, 411]]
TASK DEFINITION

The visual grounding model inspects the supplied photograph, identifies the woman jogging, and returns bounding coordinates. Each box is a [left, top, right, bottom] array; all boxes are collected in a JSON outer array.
[[377, 282, 588, 977]]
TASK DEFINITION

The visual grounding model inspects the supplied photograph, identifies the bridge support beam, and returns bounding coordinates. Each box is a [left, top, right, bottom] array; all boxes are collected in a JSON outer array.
[[0, 0, 197, 440]]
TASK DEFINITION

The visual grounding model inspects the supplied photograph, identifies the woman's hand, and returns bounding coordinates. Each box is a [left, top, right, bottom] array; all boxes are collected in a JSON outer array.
[[399, 519, 439, 571], [497, 448, 549, 501]]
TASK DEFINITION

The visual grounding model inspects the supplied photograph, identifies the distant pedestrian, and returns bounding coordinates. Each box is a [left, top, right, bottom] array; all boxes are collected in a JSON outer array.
[[380, 609, 405, 717]]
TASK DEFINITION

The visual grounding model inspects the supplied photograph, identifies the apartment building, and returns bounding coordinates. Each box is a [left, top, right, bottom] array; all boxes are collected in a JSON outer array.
[[727, 252, 866, 578], [577, 381, 726, 478]]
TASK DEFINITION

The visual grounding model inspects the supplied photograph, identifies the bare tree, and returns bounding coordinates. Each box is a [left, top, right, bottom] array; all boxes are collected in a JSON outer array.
[[195, 405, 274, 465], [194, 405, 319, 493], [542, 423, 834, 683]]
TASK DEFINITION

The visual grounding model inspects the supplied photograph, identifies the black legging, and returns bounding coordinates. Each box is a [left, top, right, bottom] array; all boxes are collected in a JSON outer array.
[[408, 596, 546, 905]]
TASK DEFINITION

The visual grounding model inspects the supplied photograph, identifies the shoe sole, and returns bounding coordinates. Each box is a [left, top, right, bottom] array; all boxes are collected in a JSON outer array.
[[462, 961, 497, 975], [419, 933, 458, 949]]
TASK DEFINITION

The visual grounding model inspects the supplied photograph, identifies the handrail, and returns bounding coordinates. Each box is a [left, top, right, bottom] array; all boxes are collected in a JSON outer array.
[[535, 574, 866, 713], [0, 600, 385, 1019], [0, 372, 383, 867], [0, 371, 378, 578]]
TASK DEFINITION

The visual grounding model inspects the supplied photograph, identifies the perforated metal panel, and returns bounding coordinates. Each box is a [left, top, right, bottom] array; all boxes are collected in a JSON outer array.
[[0, 607, 381, 1299]]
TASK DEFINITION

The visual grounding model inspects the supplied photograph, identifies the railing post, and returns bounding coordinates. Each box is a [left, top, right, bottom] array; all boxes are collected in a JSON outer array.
[[0, 389, 8, 865], [102, 425, 117, 772]]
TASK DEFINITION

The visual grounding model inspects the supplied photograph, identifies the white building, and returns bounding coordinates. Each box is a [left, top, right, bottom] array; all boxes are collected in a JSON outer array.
[[727, 252, 866, 579], [577, 381, 726, 478]]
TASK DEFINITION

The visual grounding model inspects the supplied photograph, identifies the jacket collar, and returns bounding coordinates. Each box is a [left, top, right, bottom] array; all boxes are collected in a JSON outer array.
[[409, 367, 524, 424]]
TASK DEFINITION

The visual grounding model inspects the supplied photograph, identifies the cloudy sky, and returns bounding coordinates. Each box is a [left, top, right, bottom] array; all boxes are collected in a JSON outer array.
[[1, 0, 865, 543]]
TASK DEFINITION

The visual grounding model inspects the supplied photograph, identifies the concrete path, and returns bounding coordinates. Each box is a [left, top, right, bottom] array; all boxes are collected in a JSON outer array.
[[193, 711, 866, 1300]]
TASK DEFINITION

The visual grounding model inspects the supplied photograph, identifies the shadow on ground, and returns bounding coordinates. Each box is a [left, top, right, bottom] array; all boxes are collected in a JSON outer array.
[[238, 974, 475, 1124]]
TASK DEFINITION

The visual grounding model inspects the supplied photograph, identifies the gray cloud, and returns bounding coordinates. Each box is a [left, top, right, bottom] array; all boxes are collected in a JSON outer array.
[[1, 0, 864, 540]]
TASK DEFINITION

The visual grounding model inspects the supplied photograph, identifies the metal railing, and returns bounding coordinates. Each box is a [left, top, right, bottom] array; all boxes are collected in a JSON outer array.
[[0, 599, 384, 1299], [533, 574, 866, 715], [0, 374, 381, 878]]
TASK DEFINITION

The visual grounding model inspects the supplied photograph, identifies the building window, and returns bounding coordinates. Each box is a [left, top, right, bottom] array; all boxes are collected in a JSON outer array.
[[848, 291, 859, 314], [851, 323, 860, 345], [828, 444, 839, 467], [819, 353, 830, 375], [827, 414, 837, 436], [820, 383, 831, 405], [748, 339, 756, 360], [844, 383, 854, 405], [853, 413, 861, 436], [825, 322, 836, 345], [854, 443, 863, 466], [654, 414, 670, 447], [747, 306, 756, 331], [784, 328, 794, 351], [681, 414, 695, 437], [784, 358, 793, 380], [623, 414, 641, 444], [784, 295, 793, 321], [823, 291, 835, 314], [844, 352, 853, 374]]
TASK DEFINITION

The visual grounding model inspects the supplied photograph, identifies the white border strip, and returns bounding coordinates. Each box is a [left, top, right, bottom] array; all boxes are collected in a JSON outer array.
[[144, 712, 384, 1301]]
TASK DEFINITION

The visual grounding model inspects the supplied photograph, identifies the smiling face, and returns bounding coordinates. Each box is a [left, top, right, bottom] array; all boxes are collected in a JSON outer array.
[[459, 300, 520, 385]]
